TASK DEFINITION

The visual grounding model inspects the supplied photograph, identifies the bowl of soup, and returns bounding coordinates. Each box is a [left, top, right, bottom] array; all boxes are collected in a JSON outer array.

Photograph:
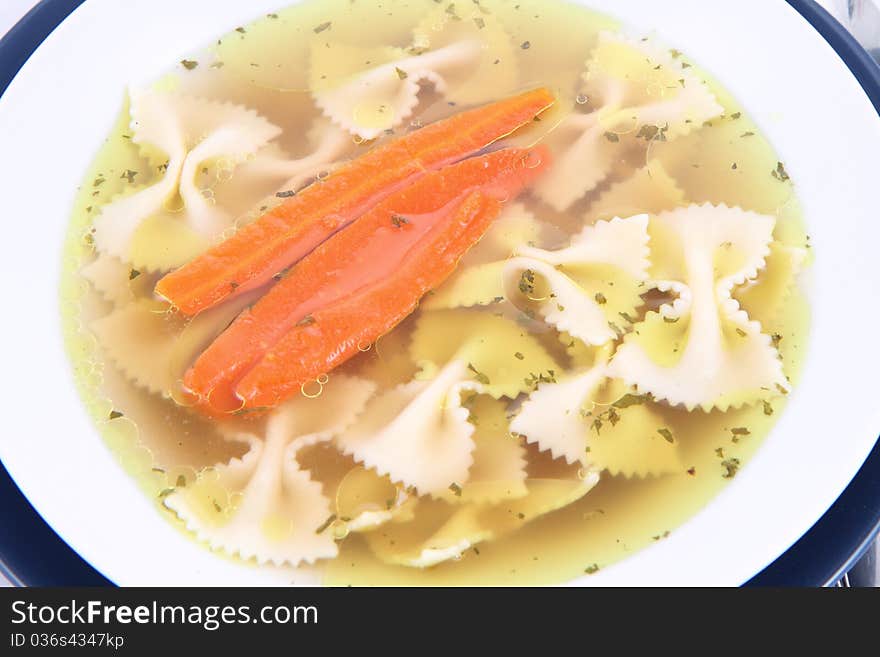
[[0, 0, 878, 586]]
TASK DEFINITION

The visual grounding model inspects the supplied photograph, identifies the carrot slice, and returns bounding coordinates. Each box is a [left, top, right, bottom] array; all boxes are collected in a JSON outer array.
[[185, 145, 550, 414], [155, 88, 556, 316]]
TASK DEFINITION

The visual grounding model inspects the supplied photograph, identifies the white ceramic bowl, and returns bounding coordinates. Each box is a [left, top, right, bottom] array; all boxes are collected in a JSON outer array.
[[1, 0, 879, 586]]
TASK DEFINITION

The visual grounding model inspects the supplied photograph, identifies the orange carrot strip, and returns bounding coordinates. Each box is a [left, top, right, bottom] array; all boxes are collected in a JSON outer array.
[[185, 146, 549, 414], [236, 192, 499, 408], [155, 88, 556, 316]]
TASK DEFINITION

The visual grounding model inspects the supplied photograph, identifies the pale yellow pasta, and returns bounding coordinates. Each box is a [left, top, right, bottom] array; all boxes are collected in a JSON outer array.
[[610, 204, 788, 411], [364, 454, 598, 567], [310, 3, 517, 138], [503, 214, 650, 346], [93, 89, 281, 267], [165, 375, 375, 566], [534, 32, 723, 211]]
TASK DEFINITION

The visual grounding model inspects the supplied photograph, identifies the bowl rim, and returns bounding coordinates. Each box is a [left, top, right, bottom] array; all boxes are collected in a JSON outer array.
[[0, 0, 878, 587]]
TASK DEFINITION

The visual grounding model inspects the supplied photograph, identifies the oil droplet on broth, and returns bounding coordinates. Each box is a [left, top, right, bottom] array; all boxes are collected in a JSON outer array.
[[301, 380, 324, 398]]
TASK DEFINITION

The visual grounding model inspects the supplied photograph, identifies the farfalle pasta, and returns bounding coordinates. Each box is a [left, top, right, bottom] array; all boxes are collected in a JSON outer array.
[[310, 3, 517, 139], [511, 347, 683, 478], [365, 451, 598, 567], [164, 375, 375, 566], [64, 0, 811, 584], [424, 203, 546, 310], [609, 204, 788, 411], [92, 89, 281, 266], [534, 31, 724, 211], [503, 214, 650, 346]]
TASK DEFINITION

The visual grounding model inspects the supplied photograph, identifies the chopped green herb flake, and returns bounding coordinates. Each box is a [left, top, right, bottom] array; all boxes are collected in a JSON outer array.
[[721, 458, 741, 479], [297, 314, 316, 327], [521, 41, 531, 49], [762, 400, 774, 416], [613, 393, 646, 409], [636, 123, 668, 142], [518, 269, 536, 295], [108, 410, 124, 420], [603, 132, 619, 143], [771, 161, 790, 182], [276, 189, 296, 198], [467, 362, 490, 385], [584, 563, 600, 574], [176, 475, 187, 488], [594, 292, 607, 304], [129, 269, 141, 280], [391, 213, 410, 228], [121, 169, 138, 183], [449, 483, 463, 497], [657, 428, 674, 443], [315, 514, 337, 534], [180, 59, 198, 70], [514, 352, 524, 360]]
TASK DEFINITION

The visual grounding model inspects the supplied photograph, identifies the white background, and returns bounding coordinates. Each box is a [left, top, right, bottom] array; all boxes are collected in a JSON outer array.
[[0, 0, 861, 587]]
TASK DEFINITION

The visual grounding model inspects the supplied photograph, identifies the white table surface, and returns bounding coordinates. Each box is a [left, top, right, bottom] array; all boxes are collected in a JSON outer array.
[[0, 0, 858, 588]]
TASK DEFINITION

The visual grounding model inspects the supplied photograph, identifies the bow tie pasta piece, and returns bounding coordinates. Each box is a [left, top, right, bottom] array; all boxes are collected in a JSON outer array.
[[335, 360, 479, 497], [609, 204, 788, 411], [503, 214, 650, 346], [213, 1, 431, 93], [80, 254, 159, 307], [209, 121, 354, 223], [436, 395, 528, 505], [511, 352, 681, 477], [410, 3, 518, 105], [584, 161, 685, 225], [424, 203, 547, 310], [512, 365, 607, 465], [92, 89, 281, 266], [409, 309, 561, 399], [91, 291, 260, 396], [164, 375, 375, 566], [310, 4, 517, 139], [364, 455, 598, 568], [534, 32, 723, 211], [332, 465, 418, 533], [291, 440, 417, 536], [99, 362, 246, 475], [734, 242, 808, 330]]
